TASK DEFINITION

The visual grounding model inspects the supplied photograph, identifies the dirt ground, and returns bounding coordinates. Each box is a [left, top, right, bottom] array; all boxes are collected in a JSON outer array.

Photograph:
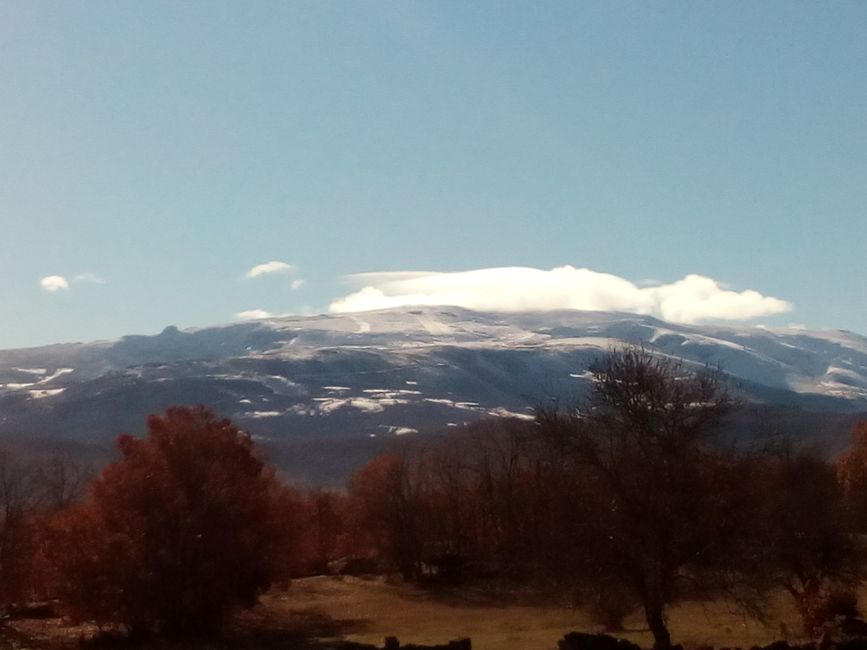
[[0, 575, 806, 650]]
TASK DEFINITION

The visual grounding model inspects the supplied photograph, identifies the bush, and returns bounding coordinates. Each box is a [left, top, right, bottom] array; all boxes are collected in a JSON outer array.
[[585, 582, 638, 632], [805, 590, 861, 632], [42, 406, 295, 636]]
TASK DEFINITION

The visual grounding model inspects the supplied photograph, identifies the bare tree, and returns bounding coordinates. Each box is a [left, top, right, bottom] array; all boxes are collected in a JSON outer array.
[[0, 450, 40, 605], [536, 346, 739, 650], [752, 445, 861, 634], [34, 454, 94, 513]]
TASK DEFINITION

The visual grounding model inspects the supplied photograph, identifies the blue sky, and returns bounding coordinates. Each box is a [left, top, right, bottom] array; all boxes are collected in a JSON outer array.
[[1, 1, 866, 348]]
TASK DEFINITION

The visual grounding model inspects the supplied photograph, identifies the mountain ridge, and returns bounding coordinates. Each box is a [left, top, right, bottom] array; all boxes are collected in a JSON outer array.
[[1, 307, 866, 451]]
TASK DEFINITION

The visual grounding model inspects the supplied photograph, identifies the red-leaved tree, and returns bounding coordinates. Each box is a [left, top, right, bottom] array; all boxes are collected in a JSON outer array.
[[42, 406, 295, 637]]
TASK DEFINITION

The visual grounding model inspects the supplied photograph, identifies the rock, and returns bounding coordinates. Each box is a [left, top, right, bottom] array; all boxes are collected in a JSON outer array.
[[558, 632, 641, 650]]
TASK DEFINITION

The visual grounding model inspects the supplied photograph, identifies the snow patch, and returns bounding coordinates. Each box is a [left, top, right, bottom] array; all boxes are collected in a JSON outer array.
[[488, 407, 535, 421], [14, 368, 47, 375], [414, 314, 453, 336], [40, 368, 74, 383], [348, 398, 387, 413], [29, 388, 65, 399], [313, 396, 404, 414], [423, 398, 483, 412], [351, 316, 371, 334], [362, 388, 422, 396], [378, 425, 419, 435]]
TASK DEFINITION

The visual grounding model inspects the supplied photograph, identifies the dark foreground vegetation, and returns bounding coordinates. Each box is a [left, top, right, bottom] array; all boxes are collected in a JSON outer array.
[[3, 347, 867, 650]]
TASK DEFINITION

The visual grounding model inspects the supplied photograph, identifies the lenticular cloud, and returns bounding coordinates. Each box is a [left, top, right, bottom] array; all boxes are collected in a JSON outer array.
[[329, 266, 792, 324]]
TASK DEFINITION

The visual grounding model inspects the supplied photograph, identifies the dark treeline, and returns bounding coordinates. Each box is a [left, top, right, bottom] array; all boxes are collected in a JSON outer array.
[[3, 347, 867, 650], [344, 349, 867, 650]]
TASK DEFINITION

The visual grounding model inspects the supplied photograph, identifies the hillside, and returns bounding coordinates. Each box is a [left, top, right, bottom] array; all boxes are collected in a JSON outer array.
[[1, 307, 865, 483]]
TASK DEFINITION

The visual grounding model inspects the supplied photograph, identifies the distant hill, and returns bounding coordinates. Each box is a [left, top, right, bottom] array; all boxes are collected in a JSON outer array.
[[1, 307, 865, 484]]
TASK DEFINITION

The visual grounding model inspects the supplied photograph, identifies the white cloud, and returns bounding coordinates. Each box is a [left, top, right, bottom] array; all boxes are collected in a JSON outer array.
[[290, 279, 305, 290], [245, 261, 295, 279], [73, 272, 106, 284], [235, 309, 274, 321], [329, 266, 793, 325], [40, 275, 69, 293]]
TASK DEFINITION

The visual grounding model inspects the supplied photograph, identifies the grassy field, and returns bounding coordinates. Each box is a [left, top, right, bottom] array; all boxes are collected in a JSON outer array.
[[256, 575, 796, 650], [3, 575, 807, 649]]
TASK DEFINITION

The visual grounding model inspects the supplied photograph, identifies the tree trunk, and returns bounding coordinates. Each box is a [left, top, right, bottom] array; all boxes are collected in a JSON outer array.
[[644, 600, 672, 650]]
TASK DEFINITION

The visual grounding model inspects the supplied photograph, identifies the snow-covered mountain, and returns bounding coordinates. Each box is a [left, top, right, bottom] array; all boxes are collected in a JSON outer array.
[[1, 307, 866, 448]]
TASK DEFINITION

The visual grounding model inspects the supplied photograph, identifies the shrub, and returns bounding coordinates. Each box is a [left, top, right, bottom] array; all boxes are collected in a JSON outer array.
[[805, 590, 860, 632]]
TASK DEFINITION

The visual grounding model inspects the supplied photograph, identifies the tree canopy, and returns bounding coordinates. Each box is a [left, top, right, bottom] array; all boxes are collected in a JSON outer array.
[[43, 406, 294, 636]]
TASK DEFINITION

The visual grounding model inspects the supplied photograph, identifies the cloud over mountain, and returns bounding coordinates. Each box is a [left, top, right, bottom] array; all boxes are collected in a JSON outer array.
[[329, 266, 793, 324], [235, 309, 273, 320]]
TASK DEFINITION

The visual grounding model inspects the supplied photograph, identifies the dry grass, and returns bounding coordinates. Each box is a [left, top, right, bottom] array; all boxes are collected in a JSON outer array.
[[2, 575, 811, 649], [254, 575, 800, 650]]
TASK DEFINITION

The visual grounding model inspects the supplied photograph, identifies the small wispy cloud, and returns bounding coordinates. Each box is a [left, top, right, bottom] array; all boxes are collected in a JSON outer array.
[[290, 279, 305, 290], [235, 309, 274, 320], [40, 275, 69, 293], [245, 261, 295, 279], [329, 266, 793, 325], [73, 272, 106, 285]]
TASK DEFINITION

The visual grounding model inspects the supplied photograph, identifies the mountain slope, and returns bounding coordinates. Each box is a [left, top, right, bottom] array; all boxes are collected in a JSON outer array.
[[1, 307, 866, 448]]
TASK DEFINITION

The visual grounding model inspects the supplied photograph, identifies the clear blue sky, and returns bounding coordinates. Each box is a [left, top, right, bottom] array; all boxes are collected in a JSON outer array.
[[2, 1, 866, 348]]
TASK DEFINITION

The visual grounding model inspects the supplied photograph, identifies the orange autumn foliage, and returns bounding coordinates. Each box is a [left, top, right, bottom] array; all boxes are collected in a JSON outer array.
[[42, 406, 297, 636]]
